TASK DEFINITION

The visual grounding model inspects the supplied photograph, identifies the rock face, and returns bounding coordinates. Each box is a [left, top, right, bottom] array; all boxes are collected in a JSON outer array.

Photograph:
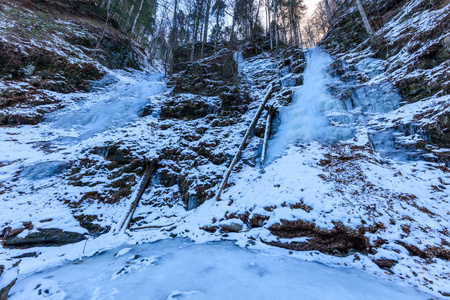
[[0, 113, 41, 126], [219, 219, 245, 232], [160, 95, 218, 120], [75, 215, 110, 237], [423, 112, 450, 148], [67, 145, 156, 206], [268, 220, 372, 255], [170, 48, 238, 96], [320, 0, 449, 104], [0, 42, 104, 92], [172, 42, 216, 74], [4, 228, 86, 248], [319, 0, 450, 162], [0, 0, 152, 127]]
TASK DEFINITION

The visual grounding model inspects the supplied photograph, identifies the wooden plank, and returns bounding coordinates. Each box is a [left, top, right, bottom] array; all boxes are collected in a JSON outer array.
[[215, 83, 275, 201], [118, 160, 158, 231]]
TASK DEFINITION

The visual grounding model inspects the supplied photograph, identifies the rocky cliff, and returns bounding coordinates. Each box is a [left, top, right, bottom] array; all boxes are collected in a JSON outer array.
[[1, 0, 450, 298], [0, 0, 152, 125], [320, 0, 450, 150]]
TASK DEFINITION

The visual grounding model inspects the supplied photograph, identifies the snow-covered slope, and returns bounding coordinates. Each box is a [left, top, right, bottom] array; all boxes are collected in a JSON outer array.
[[1, 0, 450, 298]]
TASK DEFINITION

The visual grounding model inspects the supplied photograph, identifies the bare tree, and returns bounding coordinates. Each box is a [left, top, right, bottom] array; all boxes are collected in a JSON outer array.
[[131, 0, 146, 35], [95, 0, 111, 56], [212, 0, 226, 51], [201, 0, 212, 57], [298, 25, 303, 48], [272, 0, 278, 49], [169, 0, 179, 74], [230, 0, 237, 42], [324, 0, 331, 24], [355, 0, 375, 43], [191, 0, 205, 60], [267, 0, 273, 49]]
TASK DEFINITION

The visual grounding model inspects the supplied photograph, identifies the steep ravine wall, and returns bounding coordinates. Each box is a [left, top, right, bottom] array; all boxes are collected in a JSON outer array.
[[0, 0, 153, 125], [320, 0, 450, 149]]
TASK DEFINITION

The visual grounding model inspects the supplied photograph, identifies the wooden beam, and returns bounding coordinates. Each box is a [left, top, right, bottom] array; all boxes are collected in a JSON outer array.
[[215, 83, 275, 201], [118, 160, 158, 231]]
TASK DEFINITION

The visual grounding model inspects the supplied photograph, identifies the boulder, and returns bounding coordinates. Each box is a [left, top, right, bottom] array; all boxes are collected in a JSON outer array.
[[170, 49, 238, 96], [219, 219, 245, 232], [4, 228, 86, 248], [372, 258, 398, 270], [75, 214, 110, 237], [160, 95, 218, 120]]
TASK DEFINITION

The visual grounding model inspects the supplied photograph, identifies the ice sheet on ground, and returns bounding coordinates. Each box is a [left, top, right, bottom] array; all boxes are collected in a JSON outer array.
[[10, 239, 431, 300]]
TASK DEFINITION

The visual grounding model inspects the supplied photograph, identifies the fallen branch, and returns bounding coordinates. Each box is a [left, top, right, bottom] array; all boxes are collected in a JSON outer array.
[[118, 159, 158, 231], [129, 223, 175, 231], [215, 83, 275, 201], [94, 0, 111, 58]]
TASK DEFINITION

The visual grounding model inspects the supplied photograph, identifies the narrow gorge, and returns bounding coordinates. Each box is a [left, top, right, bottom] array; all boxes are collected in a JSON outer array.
[[0, 0, 449, 298]]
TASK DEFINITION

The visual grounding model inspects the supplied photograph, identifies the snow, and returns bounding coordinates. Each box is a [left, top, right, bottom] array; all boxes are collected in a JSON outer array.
[[44, 72, 165, 144], [9, 239, 431, 300], [114, 248, 132, 257], [1, 5, 450, 297], [1, 52, 448, 297], [265, 48, 402, 164], [266, 49, 353, 163], [0, 69, 166, 238]]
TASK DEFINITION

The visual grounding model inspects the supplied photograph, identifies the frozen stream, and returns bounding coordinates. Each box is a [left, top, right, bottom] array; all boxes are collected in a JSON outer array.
[[0, 70, 165, 182], [9, 239, 429, 300], [45, 71, 165, 144], [0, 52, 438, 300], [266, 48, 403, 163]]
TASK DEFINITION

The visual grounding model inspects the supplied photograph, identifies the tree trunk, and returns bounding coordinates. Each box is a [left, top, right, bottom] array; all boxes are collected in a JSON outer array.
[[265, 1, 268, 35], [324, 0, 332, 25], [119, 161, 158, 231], [293, 22, 299, 47], [215, 84, 274, 201], [230, 2, 237, 42], [268, 0, 273, 50], [127, 4, 135, 28], [186, 0, 193, 43], [290, 4, 299, 47], [299, 25, 303, 49], [355, 0, 375, 43], [199, 19, 204, 43], [280, 11, 287, 44], [272, 0, 278, 49], [131, 0, 145, 35], [215, 2, 220, 52], [191, 0, 205, 61], [202, 0, 212, 58], [169, 0, 178, 74], [94, 0, 111, 56], [260, 110, 274, 165], [306, 21, 314, 47], [251, 0, 261, 42]]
